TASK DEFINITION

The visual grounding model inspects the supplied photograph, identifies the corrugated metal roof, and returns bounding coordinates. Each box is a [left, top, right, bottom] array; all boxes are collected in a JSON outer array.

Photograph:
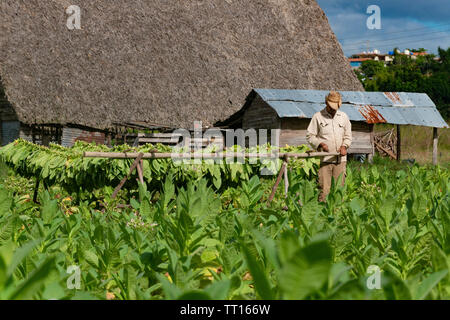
[[254, 89, 448, 128]]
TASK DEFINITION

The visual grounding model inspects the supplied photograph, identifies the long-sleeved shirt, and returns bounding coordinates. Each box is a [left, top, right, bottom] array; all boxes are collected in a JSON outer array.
[[306, 108, 352, 163]]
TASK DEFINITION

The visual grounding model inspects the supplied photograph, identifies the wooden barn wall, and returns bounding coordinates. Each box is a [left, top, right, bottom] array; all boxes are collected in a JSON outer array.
[[243, 96, 280, 130], [279, 118, 373, 154], [242, 97, 281, 146], [62, 127, 106, 147]]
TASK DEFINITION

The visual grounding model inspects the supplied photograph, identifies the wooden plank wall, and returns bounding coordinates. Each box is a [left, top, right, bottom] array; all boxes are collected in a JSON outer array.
[[279, 118, 373, 154], [348, 121, 373, 154], [243, 96, 280, 130], [62, 127, 105, 147]]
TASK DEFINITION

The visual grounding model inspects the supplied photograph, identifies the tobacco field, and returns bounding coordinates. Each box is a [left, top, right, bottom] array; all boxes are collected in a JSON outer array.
[[0, 140, 449, 300]]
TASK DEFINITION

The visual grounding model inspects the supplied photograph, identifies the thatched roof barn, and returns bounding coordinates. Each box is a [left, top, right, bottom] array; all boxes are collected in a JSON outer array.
[[0, 0, 362, 134]]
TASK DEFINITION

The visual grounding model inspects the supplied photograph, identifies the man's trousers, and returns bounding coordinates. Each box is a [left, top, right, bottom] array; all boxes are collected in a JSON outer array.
[[318, 162, 347, 202]]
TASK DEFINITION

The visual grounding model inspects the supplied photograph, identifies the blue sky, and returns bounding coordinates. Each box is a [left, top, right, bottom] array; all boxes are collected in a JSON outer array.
[[316, 0, 450, 56]]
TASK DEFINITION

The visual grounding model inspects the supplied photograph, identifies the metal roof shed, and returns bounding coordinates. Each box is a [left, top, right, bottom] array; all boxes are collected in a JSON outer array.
[[220, 89, 448, 163]]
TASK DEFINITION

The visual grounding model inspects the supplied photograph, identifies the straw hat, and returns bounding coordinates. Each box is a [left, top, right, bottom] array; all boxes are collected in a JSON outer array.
[[325, 91, 342, 110]]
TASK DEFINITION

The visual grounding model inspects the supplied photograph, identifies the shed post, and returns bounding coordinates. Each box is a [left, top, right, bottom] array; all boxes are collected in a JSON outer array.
[[396, 125, 401, 161], [432, 127, 438, 165], [368, 124, 374, 164], [283, 158, 289, 198]]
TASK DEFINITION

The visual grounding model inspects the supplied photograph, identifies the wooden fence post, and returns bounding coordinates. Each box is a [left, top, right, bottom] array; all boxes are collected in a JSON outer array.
[[396, 125, 401, 161], [267, 160, 287, 204], [136, 160, 144, 184], [283, 158, 289, 198], [433, 127, 438, 165], [112, 153, 144, 199], [368, 124, 374, 164]]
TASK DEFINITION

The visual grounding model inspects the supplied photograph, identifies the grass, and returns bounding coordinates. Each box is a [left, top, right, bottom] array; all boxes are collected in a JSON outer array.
[[374, 123, 450, 166]]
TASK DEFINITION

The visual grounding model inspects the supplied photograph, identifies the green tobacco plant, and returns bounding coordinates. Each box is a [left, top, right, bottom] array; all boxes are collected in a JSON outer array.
[[0, 147, 448, 300]]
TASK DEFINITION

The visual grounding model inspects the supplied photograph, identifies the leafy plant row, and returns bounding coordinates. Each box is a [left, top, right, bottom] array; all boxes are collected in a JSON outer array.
[[0, 161, 448, 300], [0, 139, 319, 194]]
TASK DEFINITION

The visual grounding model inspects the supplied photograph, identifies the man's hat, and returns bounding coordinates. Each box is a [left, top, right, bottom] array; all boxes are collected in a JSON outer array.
[[325, 91, 342, 110]]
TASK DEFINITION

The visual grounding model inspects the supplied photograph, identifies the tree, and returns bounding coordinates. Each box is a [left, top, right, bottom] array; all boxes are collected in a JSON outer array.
[[409, 48, 427, 53], [356, 47, 450, 119], [359, 60, 386, 78]]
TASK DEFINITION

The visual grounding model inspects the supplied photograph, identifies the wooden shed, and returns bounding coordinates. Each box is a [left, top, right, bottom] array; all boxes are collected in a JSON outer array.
[[218, 89, 449, 161]]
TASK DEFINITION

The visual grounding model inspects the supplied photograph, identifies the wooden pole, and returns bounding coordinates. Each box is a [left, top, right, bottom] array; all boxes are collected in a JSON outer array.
[[83, 151, 340, 160], [368, 124, 374, 164], [112, 153, 144, 199], [432, 127, 438, 165], [267, 160, 287, 204], [283, 161, 289, 198], [396, 125, 401, 161], [374, 140, 396, 160], [136, 160, 144, 184]]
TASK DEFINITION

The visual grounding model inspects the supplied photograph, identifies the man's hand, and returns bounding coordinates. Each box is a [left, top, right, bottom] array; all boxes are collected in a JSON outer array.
[[340, 146, 347, 156], [319, 143, 329, 152]]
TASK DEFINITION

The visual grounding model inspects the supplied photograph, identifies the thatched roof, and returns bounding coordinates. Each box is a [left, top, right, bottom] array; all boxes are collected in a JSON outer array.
[[0, 0, 363, 130]]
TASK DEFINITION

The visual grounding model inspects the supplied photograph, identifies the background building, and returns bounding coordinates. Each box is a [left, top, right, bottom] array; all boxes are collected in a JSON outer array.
[[0, 0, 363, 147]]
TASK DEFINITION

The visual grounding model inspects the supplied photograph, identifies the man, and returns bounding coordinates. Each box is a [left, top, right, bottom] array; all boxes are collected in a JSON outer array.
[[306, 91, 352, 202]]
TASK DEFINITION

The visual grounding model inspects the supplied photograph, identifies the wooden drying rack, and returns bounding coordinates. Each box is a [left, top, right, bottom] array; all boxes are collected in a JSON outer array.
[[82, 151, 341, 205]]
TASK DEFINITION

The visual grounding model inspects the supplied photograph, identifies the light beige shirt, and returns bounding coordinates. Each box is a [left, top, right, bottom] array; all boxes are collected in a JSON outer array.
[[306, 108, 352, 163]]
